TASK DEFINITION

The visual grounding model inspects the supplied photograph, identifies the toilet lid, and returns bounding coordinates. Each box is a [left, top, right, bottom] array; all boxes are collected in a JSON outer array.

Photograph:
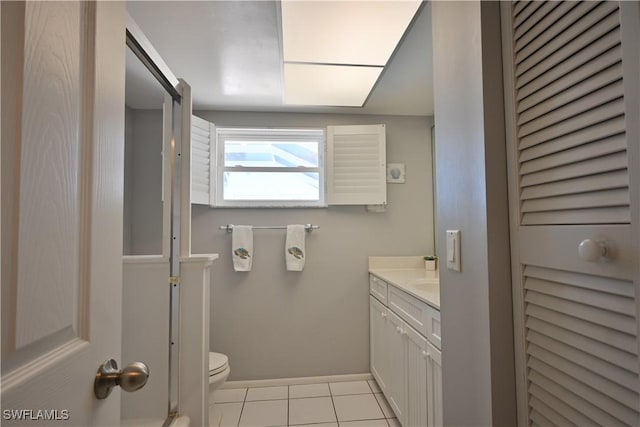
[[209, 352, 229, 375]]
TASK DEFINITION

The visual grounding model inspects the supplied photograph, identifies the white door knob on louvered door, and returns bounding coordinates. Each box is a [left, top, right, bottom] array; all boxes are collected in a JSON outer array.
[[578, 239, 609, 262]]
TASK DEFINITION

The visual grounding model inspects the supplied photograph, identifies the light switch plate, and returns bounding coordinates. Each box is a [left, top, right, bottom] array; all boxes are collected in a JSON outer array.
[[446, 230, 461, 272]]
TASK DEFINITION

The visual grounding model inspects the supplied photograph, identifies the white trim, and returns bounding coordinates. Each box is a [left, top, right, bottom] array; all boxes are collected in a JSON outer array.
[[214, 127, 326, 208], [220, 372, 374, 389], [178, 79, 192, 257], [619, 0, 640, 366], [500, 3, 530, 425]]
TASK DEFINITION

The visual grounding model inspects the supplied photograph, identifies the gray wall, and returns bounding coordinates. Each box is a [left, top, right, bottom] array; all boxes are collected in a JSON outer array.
[[123, 108, 164, 255], [432, 2, 516, 426], [191, 111, 434, 380]]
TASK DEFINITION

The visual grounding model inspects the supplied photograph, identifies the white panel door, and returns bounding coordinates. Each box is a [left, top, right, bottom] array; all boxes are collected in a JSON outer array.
[[426, 341, 442, 427], [502, 2, 640, 426], [387, 310, 407, 424], [1, 2, 126, 425], [370, 296, 390, 394], [405, 323, 428, 427]]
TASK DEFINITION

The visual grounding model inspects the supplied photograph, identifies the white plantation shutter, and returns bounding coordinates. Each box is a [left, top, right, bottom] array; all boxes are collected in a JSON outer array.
[[191, 115, 214, 205], [327, 124, 386, 205], [502, 1, 640, 426]]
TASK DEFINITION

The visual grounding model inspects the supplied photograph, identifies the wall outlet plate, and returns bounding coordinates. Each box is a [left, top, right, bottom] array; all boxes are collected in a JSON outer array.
[[387, 163, 406, 183]]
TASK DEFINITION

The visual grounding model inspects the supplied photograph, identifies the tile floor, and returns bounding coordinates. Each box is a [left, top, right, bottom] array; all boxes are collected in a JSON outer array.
[[210, 379, 400, 427]]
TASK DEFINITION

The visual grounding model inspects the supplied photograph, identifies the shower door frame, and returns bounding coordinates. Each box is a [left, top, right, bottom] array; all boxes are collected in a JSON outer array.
[[125, 15, 188, 425]]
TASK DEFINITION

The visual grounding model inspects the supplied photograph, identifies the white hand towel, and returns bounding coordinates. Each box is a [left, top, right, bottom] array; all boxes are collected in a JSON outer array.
[[232, 226, 253, 272], [286, 225, 306, 271]]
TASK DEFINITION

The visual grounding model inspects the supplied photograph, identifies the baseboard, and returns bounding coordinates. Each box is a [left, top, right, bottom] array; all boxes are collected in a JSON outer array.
[[220, 372, 373, 389]]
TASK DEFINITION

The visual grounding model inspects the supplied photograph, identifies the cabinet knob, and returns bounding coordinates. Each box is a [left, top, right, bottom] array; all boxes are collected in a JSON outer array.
[[578, 239, 609, 262], [422, 350, 428, 359], [381, 312, 387, 318], [396, 326, 402, 334]]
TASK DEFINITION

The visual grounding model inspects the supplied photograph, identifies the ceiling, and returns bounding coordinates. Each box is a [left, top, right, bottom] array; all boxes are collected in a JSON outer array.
[[126, 1, 433, 116]]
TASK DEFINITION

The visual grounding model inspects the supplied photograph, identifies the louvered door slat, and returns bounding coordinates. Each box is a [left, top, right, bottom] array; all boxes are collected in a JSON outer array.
[[518, 81, 624, 137], [529, 371, 627, 426], [526, 317, 638, 374], [518, 64, 622, 125], [529, 360, 636, 425], [520, 151, 627, 187], [529, 384, 599, 427], [530, 397, 580, 427], [522, 207, 630, 225], [525, 292, 636, 335], [517, 20, 621, 91], [518, 48, 622, 113], [521, 188, 628, 214], [516, 3, 620, 76], [520, 170, 627, 201], [526, 304, 636, 353], [520, 134, 625, 175], [518, 100, 624, 150], [529, 343, 639, 409], [524, 265, 634, 297], [527, 331, 639, 392], [514, 1, 545, 29], [514, 1, 563, 44], [525, 277, 635, 316], [515, 2, 596, 60], [520, 117, 625, 162]]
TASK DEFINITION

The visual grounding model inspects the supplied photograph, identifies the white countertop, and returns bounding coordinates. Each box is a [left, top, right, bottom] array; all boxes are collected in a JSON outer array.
[[369, 256, 440, 309]]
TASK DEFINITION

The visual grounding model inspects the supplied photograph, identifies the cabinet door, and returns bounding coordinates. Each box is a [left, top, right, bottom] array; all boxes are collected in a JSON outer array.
[[427, 341, 443, 427], [370, 296, 390, 393], [387, 310, 408, 424], [405, 324, 428, 427]]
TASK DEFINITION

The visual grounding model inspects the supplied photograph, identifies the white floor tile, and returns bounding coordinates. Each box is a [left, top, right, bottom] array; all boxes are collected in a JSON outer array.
[[289, 383, 331, 399], [246, 386, 288, 401], [333, 394, 385, 422], [212, 388, 247, 404], [386, 418, 401, 427], [291, 424, 337, 427], [289, 396, 337, 425], [367, 379, 381, 393], [209, 402, 243, 427], [239, 400, 288, 427], [374, 393, 394, 418], [340, 419, 389, 427], [329, 380, 372, 396]]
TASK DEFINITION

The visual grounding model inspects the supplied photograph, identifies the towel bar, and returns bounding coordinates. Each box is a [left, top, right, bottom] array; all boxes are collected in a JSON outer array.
[[219, 224, 319, 233]]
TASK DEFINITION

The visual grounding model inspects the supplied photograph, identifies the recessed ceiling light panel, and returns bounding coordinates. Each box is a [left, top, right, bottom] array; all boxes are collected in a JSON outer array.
[[284, 63, 383, 107], [281, 1, 422, 66]]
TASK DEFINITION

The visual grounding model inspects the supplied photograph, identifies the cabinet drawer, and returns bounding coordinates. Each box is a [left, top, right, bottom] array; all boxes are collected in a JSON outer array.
[[388, 285, 441, 350], [369, 275, 388, 305]]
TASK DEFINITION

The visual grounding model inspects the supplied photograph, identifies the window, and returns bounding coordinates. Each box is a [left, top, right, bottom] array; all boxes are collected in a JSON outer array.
[[214, 127, 325, 207], [190, 117, 387, 208]]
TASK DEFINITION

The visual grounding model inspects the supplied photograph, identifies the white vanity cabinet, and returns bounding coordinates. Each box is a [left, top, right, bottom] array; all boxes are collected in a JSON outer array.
[[369, 274, 442, 427], [370, 296, 390, 393]]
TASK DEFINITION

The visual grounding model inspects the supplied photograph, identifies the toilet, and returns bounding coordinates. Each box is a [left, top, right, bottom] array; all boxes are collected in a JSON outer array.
[[208, 352, 230, 399]]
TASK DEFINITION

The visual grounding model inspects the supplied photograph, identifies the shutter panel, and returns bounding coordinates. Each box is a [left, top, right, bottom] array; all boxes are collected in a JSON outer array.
[[327, 124, 386, 205], [503, 2, 640, 426], [191, 115, 214, 206]]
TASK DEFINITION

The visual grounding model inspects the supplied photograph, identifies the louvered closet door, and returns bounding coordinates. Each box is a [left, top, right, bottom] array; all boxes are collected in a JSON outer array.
[[501, 2, 640, 426]]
